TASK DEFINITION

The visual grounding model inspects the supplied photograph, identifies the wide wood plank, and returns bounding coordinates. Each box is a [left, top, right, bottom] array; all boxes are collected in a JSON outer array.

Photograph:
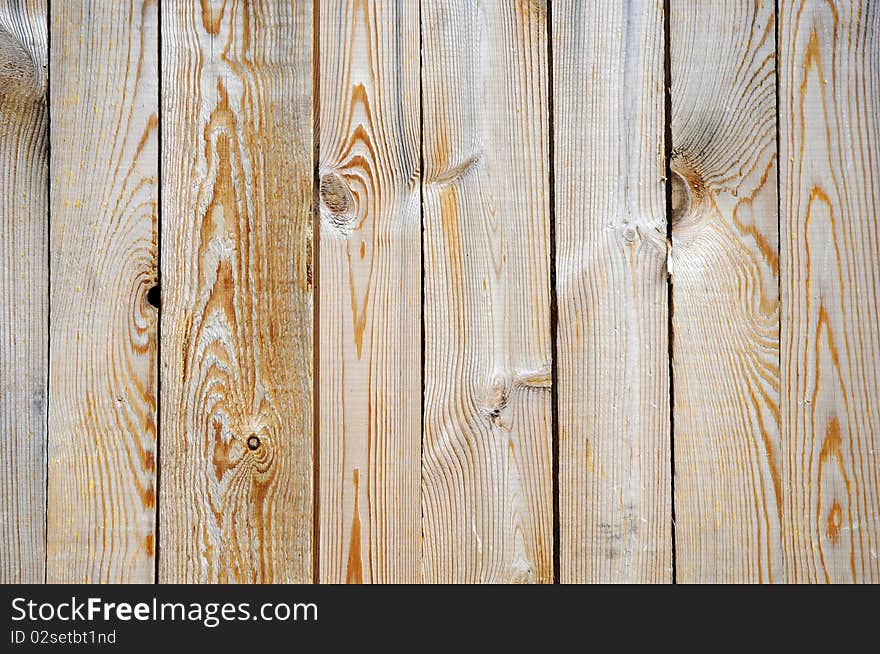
[[160, 0, 314, 583], [317, 0, 421, 583], [554, 0, 672, 583], [670, 0, 781, 582], [422, 0, 553, 583], [0, 0, 47, 584], [779, 0, 880, 583], [46, 0, 158, 584]]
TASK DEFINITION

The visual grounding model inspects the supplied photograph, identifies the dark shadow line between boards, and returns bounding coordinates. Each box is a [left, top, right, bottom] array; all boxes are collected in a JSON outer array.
[[154, 0, 164, 586], [311, 0, 322, 586], [44, 0, 52, 587], [546, 0, 561, 586], [663, 0, 677, 585]]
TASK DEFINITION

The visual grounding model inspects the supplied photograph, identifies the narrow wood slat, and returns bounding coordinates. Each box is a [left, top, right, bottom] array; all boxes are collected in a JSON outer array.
[[317, 0, 421, 583], [160, 0, 314, 583], [421, 0, 553, 583], [46, 0, 158, 584], [554, 0, 672, 583], [0, 0, 47, 584], [779, 0, 880, 583], [670, 0, 782, 582]]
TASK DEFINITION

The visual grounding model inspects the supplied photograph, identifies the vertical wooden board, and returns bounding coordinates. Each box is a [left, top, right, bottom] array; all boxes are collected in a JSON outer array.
[[160, 0, 313, 582], [422, 0, 553, 583], [670, 0, 781, 582], [318, 1, 421, 583], [46, 0, 158, 583], [554, 0, 671, 583], [0, 0, 47, 584], [779, 0, 880, 583]]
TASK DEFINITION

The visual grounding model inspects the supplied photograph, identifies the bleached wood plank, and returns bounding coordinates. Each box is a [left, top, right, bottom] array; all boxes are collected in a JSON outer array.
[[779, 0, 880, 583], [421, 0, 553, 583], [670, 0, 782, 582], [318, 0, 421, 583], [0, 0, 47, 584], [554, 0, 671, 583], [46, 0, 158, 584], [160, 0, 313, 583]]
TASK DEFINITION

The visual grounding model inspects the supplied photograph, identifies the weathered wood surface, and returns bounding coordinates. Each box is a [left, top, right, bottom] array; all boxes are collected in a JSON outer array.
[[159, 0, 314, 583], [554, 0, 671, 583], [318, 0, 421, 584], [47, 0, 158, 584], [422, 0, 554, 583], [670, 0, 781, 583], [0, 0, 47, 584], [779, 0, 880, 583]]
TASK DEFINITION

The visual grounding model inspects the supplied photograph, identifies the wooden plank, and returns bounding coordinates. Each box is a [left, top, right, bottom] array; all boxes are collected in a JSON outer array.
[[46, 0, 158, 584], [160, 0, 314, 582], [0, 0, 47, 584], [779, 0, 880, 583], [554, 0, 671, 583], [670, 0, 781, 582], [317, 0, 421, 583], [421, 0, 553, 583]]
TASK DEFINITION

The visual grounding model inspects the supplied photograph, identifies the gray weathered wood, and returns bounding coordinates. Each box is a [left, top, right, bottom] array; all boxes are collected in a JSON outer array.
[[422, 0, 554, 583], [0, 0, 47, 584], [554, 0, 672, 582]]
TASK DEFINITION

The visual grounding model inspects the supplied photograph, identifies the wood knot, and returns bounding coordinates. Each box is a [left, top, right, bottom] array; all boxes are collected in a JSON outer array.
[[826, 499, 843, 543], [247, 435, 261, 451], [669, 154, 706, 228], [320, 172, 353, 214], [514, 366, 552, 389], [670, 171, 690, 224], [482, 376, 510, 424], [0, 26, 43, 102], [146, 285, 160, 309]]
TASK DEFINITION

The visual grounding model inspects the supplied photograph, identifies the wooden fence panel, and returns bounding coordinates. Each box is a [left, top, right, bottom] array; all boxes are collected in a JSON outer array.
[[1, 0, 880, 587], [0, 0, 47, 584], [317, 0, 421, 584], [554, 0, 671, 583], [421, 0, 554, 583], [779, 0, 880, 583], [670, 0, 782, 582], [159, 0, 314, 583]]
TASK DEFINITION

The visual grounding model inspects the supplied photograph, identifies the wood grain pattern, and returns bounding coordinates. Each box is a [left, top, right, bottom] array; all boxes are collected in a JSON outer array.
[[670, 0, 782, 582], [422, 0, 553, 583], [160, 0, 313, 583], [779, 0, 880, 583], [554, 0, 672, 583], [318, 0, 421, 583], [46, 0, 158, 584], [0, 0, 47, 584]]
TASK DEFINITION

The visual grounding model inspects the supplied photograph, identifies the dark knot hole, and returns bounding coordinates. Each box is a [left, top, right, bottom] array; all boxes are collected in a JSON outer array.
[[247, 435, 261, 451], [146, 285, 160, 309]]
